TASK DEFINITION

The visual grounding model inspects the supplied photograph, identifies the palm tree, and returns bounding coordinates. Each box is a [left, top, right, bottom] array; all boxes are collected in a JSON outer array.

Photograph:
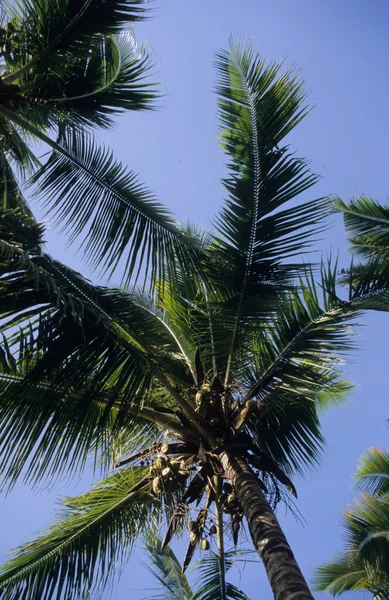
[[0, 40, 388, 600], [313, 447, 389, 598]]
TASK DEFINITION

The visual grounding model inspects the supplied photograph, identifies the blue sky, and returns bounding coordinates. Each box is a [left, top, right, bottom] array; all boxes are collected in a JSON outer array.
[[1, 1, 388, 598]]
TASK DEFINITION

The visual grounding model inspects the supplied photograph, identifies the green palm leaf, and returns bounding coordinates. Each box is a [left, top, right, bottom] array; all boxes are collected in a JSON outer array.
[[142, 539, 252, 600], [0, 467, 158, 600], [313, 555, 369, 595], [0, 157, 32, 214], [2, 0, 149, 83], [12, 32, 157, 131], [236, 264, 355, 472], [193, 550, 252, 600], [142, 538, 194, 600], [355, 448, 389, 496], [28, 128, 201, 286], [335, 196, 389, 260], [344, 494, 389, 565], [0, 214, 166, 487], [213, 38, 329, 382], [314, 448, 389, 597]]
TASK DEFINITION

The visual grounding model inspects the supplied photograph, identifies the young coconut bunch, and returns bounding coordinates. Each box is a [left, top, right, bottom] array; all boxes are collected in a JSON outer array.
[[2, 40, 389, 600]]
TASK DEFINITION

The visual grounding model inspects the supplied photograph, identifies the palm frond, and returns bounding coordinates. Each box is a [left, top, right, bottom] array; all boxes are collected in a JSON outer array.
[[0, 157, 33, 215], [17, 32, 157, 130], [238, 263, 356, 473], [335, 196, 389, 260], [0, 467, 159, 600], [314, 448, 389, 598], [312, 555, 368, 595], [343, 493, 389, 566], [0, 216, 185, 487], [2, 0, 150, 82], [0, 120, 40, 178], [29, 129, 201, 286], [142, 540, 252, 600], [354, 448, 389, 496], [193, 550, 252, 600], [142, 538, 194, 600], [213, 38, 329, 381], [340, 257, 389, 312]]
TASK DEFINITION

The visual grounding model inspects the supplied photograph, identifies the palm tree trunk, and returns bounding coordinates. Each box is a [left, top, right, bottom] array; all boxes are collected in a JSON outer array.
[[219, 451, 314, 600]]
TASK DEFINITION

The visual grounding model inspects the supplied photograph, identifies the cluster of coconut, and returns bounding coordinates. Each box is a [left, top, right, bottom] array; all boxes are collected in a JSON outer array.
[[218, 482, 239, 514], [188, 520, 218, 551], [150, 450, 188, 495]]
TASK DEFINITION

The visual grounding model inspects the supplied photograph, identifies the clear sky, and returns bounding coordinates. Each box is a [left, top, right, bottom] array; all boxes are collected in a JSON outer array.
[[1, 1, 388, 598]]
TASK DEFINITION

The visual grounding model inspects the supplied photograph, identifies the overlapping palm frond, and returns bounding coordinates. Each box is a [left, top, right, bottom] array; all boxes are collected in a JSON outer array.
[[212, 38, 330, 381], [0, 212, 197, 489], [1, 0, 149, 80], [0, 467, 159, 600], [0, 0, 157, 143], [143, 538, 252, 600], [7, 32, 157, 133], [0, 0, 181, 288], [335, 196, 389, 260], [313, 555, 372, 596], [192, 550, 252, 600], [354, 448, 389, 496], [142, 538, 194, 600], [0, 157, 33, 214], [231, 263, 354, 473], [336, 196, 389, 318], [313, 448, 389, 598], [26, 128, 202, 287]]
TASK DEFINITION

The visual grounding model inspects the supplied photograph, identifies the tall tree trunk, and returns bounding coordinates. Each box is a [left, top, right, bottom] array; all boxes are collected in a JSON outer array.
[[220, 451, 314, 600]]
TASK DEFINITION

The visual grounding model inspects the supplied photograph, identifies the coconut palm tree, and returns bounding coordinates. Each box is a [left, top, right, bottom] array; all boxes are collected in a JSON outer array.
[[1, 40, 389, 600], [313, 447, 389, 598]]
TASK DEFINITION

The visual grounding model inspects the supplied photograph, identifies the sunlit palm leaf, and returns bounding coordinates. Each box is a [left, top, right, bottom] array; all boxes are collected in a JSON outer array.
[[314, 448, 389, 597], [0, 467, 158, 600], [355, 448, 389, 496], [142, 539, 252, 600], [213, 38, 329, 381], [29, 129, 202, 286], [344, 494, 389, 565], [142, 538, 194, 600], [335, 196, 389, 260], [313, 555, 369, 595], [2, 0, 149, 78], [193, 550, 252, 600], [235, 263, 355, 473]]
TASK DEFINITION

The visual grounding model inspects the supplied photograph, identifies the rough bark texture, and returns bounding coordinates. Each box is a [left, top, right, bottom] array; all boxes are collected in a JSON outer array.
[[220, 451, 314, 600]]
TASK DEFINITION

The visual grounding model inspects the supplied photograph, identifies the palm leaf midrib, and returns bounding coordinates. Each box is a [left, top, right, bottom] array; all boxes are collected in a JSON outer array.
[[224, 52, 261, 386]]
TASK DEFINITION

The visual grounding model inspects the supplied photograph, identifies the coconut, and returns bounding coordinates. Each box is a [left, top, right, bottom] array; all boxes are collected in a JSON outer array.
[[200, 538, 210, 550]]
